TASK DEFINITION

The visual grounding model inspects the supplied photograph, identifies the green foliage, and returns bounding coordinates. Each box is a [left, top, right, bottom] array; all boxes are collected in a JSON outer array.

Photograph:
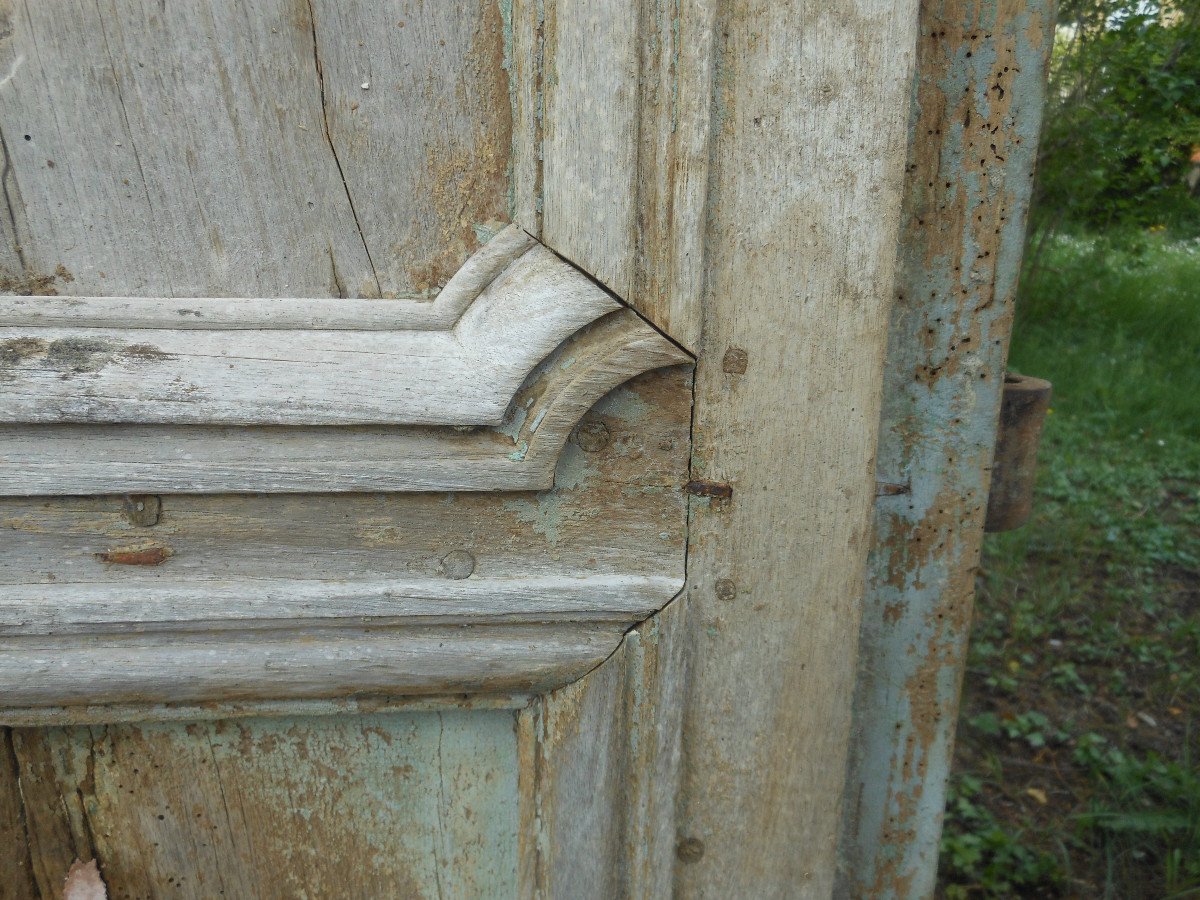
[[1011, 233, 1200, 440], [1034, 0, 1200, 235], [968, 711, 1071, 749], [940, 775, 1065, 897], [1074, 734, 1200, 894], [942, 235, 1200, 897]]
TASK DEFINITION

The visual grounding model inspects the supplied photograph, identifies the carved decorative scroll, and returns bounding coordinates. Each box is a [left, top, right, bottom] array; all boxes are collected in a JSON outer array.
[[0, 226, 690, 495]]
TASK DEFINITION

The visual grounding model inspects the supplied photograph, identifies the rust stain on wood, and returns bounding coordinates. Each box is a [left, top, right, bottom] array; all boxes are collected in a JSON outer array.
[[684, 480, 732, 500], [96, 545, 173, 566], [841, 0, 1056, 895]]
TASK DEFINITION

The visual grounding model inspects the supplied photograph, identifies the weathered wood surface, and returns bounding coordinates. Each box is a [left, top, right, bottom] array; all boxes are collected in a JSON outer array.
[[0, 310, 688, 494], [671, 0, 921, 896], [0, 0, 713, 895], [1, 710, 520, 899], [0, 226, 536, 330], [839, 0, 1056, 895], [527, 0, 716, 352], [0, 0, 511, 300], [1, 695, 529, 729], [517, 595, 687, 898], [0, 240, 625, 427], [1, 365, 691, 711], [0, 0, 950, 894], [0, 623, 627, 709]]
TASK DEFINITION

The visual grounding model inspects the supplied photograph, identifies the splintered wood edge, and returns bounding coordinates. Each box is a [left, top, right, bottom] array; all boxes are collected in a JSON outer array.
[[0, 309, 690, 494]]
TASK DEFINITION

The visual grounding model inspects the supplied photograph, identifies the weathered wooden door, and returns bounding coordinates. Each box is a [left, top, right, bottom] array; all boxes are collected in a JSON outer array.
[[0, 1, 920, 896]]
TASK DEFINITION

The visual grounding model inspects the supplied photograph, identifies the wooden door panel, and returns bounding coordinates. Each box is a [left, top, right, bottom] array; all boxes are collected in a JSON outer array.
[[0, 0, 930, 895], [0, 2, 696, 889], [0, 0, 510, 300], [0, 363, 690, 710], [5, 710, 519, 899]]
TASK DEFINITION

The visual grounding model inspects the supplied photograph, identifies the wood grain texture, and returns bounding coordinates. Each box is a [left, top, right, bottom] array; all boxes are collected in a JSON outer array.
[[0, 729, 37, 899], [3, 711, 520, 899], [536, 0, 716, 351], [509, 0, 545, 236], [672, 0, 920, 895], [0, 0, 511, 300], [0, 695, 528, 729], [629, 0, 718, 353], [0, 225, 691, 495], [540, 0, 641, 301], [2, 696, 530, 734], [517, 596, 687, 899], [1, 364, 691, 710], [0, 623, 627, 709], [0, 240, 624, 427], [839, 1, 1056, 893], [0, 2, 713, 895], [0, 225, 536, 331], [0, 309, 689, 494]]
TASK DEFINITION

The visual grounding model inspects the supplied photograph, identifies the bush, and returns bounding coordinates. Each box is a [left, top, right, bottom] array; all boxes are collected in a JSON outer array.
[[1035, 0, 1200, 236]]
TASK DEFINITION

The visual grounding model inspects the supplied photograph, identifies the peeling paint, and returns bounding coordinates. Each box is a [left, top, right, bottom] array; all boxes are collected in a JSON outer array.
[[839, 0, 1056, 896], [12, 711, 520, 895]]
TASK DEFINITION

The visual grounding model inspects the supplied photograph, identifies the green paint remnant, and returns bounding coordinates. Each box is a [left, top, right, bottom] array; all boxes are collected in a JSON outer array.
[[508, 440, 528, 461], [528, 408, 547, 433], [553, 443, 594, 491], [498, 0, 515, 71], [504, 495, 565, 544], [497, 402, 528, 441], [503, 448, 599, 543], [594, 385, 650, 425], [472, 221, 505, 244], [63, 711, 519, 893], [558, 354, 576, 370]]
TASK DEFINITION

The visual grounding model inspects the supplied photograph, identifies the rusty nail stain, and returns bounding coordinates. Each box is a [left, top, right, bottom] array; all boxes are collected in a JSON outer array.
[[97, 546, 173, 566], [715, 578, 738, 602], [676, 837, 706, 863], [875, 481, 912, 496], [440, 550, 476, 580], [573, 420, 610, 452], [122, 494, 162, 527], [685, 480, 733, 499], [721, 347, 749, 374]]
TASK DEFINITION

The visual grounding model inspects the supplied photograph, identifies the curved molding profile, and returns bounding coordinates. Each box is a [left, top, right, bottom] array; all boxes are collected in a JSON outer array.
[[0, 226, 691, 494], [0, 622, 633, 712], [0, 227, 692, 713]]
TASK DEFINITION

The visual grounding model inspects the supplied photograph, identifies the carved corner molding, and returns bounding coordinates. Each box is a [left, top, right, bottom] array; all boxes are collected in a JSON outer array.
[[0, 226, 692, 717], [0, 226, 691, 494]]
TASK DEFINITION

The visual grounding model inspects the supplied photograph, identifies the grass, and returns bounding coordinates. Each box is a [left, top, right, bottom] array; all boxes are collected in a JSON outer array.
[[937, 232, 1200, 899]]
